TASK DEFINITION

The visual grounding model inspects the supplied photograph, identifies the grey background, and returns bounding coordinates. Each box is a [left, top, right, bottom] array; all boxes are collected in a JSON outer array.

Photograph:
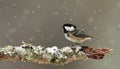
[[0, 0, 119, 69]]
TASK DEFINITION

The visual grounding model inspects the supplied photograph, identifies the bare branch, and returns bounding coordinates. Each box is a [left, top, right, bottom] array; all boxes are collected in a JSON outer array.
[[0, 42, 113, 65]]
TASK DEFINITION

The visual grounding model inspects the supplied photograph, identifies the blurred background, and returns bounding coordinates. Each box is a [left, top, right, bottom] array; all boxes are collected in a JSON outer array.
[[0, 0, 119, 69]]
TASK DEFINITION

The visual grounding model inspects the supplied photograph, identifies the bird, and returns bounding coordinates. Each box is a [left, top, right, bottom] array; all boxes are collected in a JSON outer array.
[[62, 23, 95, 44]]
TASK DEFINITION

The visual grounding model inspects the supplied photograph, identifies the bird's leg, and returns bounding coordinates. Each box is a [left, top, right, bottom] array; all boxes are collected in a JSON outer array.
[[71, 43, 79, 47], [75, 43, 79, 45], [71, 43, 81, 54], [71, 43, 81, 55], [75, 43, 81, 47]]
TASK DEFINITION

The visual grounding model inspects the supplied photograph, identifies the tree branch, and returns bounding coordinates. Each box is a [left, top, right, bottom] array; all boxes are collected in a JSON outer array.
[[0, 42, 113, 65]]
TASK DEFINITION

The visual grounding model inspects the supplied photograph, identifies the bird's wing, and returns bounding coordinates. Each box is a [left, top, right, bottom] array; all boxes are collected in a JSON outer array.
[[71, 29, 101, 43], [71, 29, 93, 38]]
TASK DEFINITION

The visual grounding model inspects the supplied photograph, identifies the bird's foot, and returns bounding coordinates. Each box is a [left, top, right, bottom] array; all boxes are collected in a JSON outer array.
[[71, 43, 80, 47]]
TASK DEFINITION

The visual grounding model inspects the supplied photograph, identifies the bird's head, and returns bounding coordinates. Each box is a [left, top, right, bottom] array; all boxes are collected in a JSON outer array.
[[63, 23, 76, 33]]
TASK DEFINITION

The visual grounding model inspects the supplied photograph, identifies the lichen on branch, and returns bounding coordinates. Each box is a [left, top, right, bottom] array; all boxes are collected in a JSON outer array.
[[0, 42, 112, 65]]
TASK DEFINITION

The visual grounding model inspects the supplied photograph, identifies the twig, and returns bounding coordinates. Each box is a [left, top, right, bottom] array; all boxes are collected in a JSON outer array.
[[0, 42, 113, 65]]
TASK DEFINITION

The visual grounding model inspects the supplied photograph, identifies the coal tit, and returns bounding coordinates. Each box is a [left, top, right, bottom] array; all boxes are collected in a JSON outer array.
[[63, 23, 94, 44]]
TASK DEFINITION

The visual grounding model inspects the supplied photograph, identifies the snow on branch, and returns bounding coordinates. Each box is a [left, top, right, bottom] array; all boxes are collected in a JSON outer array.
[[0, 42, 112, 65]]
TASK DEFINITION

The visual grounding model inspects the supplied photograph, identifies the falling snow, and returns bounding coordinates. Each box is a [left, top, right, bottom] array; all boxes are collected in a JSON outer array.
[[94, 26, 98, 30], [50, 34, 54, 38], [118, 24, 120, 27], [31, 11, 35, 14], [12, 3, 16, 7], [64, 0, 67, 3], [51, 11, 59, 15], [73, 13, 77, 16], [75, 0, 79, 3], [93, 11, 97, 14], [14, 16, 17, 19], [81, 29, 85, 31], [93, 9, 102, 14], [98, 9, 102, 12], [69, 18, 73, 21], [116, 3, 120, 8], [37, 5, 40, 8]]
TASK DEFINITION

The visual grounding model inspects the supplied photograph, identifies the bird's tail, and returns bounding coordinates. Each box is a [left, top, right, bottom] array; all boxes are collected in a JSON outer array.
[[90, 36, 101, 43], [92, 37, 101, 43]]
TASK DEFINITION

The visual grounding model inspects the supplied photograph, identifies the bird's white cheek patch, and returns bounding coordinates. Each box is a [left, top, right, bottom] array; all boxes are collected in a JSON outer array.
[[65, 26, 75, 31], [70, 26, 75, 31], [65, 26, 70, 31]]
